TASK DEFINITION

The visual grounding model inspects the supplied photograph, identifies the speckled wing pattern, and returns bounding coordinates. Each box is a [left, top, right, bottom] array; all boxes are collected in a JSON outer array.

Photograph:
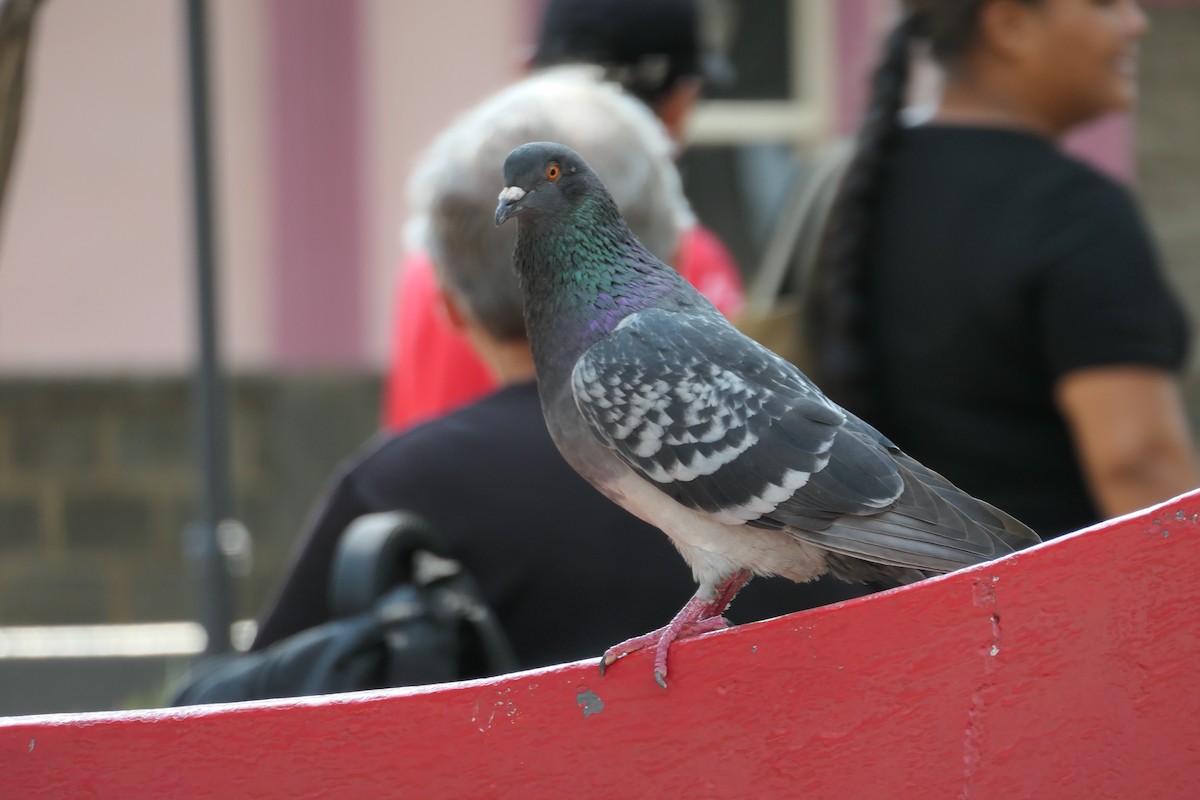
[[570, 307, 1026, 573]]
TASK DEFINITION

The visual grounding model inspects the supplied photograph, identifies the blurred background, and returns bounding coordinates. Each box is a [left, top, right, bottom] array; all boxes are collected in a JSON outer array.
[[0, 0, 1196, 715]]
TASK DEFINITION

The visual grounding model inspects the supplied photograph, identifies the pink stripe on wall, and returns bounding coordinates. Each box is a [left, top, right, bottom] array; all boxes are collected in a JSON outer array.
[[266, 0, 364, 367], [524, 0, 547, 46], [1065, 114, 1134, 183], [834, 0, 885, 136]]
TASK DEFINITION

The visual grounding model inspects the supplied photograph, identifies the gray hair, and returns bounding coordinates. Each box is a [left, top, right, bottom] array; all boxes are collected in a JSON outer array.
[[406, 66, 692, 340]]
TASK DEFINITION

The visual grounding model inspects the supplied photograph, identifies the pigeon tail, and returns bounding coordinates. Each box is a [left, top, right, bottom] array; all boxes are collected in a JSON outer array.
[[771, 453, 1038, 577]]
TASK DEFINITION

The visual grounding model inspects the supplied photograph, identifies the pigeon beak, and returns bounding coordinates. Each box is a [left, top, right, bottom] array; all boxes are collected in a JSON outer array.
[[495, 185, 527, 226]]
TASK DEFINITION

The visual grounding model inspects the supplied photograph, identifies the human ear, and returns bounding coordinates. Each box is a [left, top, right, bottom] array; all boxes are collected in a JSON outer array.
[[977, 0, 1044, 63], [436, 286, 469, 332], [654, 78, 701, 147]]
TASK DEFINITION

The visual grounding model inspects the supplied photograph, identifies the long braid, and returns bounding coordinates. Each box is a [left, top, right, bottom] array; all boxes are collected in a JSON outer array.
[[804, 13, 921, 420]]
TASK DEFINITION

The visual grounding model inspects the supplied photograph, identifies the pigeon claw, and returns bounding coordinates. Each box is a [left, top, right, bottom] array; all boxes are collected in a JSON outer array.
[[599, 595, 736, 687]]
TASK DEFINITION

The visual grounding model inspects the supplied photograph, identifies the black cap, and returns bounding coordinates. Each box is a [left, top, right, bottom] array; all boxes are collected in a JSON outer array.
[[531, 0, 732, 106]]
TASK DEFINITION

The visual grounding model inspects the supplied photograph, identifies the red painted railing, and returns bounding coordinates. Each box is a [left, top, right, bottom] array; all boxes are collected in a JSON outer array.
[[4, 490, 1200, 798]]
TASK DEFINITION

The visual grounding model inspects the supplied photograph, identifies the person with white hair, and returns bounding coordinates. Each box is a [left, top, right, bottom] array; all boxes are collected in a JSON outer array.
[[382, 0, 746, 431], [251, 67, 864, 666]]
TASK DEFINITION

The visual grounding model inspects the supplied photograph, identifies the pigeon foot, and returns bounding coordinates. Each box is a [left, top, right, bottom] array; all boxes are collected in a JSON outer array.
[[599, 570, 751, 686]]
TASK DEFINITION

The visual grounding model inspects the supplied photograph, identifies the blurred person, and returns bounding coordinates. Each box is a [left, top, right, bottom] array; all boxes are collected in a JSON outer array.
[[382, 0, 743, 431], [529, 0, 727, 144], [806, 0, 1198, 537], [253, 68, 866, 666]]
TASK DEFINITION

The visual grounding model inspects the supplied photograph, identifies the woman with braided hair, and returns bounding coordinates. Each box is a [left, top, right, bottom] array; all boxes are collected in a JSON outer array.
[[806, 0, 1197, 537]]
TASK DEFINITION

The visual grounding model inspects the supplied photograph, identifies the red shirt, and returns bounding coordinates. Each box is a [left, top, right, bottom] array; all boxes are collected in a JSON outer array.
[[382, 224, 744, 431]]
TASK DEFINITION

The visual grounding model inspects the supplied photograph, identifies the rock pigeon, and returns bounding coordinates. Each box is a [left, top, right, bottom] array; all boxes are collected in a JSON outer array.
[[495, 141, 1041, 686]]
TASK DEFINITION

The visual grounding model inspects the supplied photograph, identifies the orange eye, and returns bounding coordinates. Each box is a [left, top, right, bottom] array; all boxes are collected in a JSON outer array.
[[546, 164, 561, 181]]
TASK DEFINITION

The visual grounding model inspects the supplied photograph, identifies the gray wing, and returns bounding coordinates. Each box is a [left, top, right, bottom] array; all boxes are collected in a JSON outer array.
[[570, 308, 1037, 573]]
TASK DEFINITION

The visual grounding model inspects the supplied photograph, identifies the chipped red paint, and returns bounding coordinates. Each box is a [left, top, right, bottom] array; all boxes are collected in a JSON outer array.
[[5, 491, 1200, 797]]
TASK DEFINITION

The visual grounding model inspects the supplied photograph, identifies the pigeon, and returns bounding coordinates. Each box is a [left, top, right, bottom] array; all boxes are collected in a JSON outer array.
[[495, 141, 1041, 687]]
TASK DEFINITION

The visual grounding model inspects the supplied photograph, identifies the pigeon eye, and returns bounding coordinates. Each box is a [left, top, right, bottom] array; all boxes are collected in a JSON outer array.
[[545, 164, 561, 181]]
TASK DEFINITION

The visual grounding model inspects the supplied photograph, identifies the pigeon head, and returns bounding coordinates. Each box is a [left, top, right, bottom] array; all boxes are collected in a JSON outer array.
[[495, 142, 597, 227]]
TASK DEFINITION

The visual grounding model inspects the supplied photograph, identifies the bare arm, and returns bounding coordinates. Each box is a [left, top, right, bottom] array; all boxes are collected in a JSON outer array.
[[1056, 366, 1200, 519]]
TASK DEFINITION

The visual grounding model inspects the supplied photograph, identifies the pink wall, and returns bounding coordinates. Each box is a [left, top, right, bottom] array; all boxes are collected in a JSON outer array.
[[266, 0, 365, 368], [358, 0, 523, 368], [0, 0, 527, 372], [834, 0, 888, 137], [0, 0, 1147, 372], [1065, 115, 1134, 182], [0, 0, 192, 371], [266, 0, 527, 369]]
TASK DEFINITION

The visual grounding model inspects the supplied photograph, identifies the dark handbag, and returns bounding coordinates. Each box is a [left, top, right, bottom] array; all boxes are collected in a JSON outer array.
[[169, 512, 517, 705]]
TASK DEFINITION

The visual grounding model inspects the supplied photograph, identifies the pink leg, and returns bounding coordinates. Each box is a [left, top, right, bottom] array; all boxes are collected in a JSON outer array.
[[708, 570, 751, 615], [601, 570, 752, 687]]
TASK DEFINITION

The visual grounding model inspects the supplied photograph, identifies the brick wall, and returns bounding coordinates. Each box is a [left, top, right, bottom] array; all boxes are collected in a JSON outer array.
[[0, 374, 381, 626], [1139, 7, 1200, 370]]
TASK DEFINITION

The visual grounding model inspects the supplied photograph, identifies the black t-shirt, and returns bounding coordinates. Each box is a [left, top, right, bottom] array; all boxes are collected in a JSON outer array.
[[864, 126, 1188, 537], [252, 381, 868, 669]]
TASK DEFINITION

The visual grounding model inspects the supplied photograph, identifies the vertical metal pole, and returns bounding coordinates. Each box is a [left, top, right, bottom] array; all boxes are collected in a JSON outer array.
[[183, 0, 234, 655]]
